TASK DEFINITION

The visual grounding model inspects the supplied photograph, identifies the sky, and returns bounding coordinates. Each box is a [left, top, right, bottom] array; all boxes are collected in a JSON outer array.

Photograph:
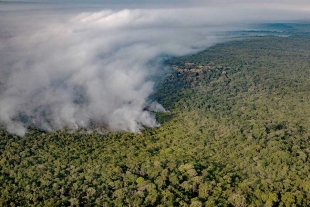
[[0, 0, 309, 136]]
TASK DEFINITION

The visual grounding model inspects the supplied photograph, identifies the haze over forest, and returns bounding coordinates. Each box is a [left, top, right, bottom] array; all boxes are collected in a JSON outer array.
[[2, 1, 310, 206], [0, 0, 309, 135]]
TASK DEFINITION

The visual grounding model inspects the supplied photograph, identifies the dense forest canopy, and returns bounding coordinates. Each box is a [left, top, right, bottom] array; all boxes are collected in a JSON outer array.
[[1, 23, 310, 206]]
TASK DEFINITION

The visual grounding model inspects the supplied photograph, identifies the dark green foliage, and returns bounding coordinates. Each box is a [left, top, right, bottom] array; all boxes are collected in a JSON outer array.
[[2, 34, 310, 206]]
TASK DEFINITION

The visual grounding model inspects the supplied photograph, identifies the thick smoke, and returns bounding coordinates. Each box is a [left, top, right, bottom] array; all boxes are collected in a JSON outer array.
[[0, 2, 309, 136]]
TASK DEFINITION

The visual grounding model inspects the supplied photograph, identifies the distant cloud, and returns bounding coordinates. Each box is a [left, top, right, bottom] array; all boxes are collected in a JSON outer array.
[[0, 2, 309, 136]]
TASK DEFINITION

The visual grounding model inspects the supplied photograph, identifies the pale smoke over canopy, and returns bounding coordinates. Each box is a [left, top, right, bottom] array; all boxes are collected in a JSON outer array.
[[0, 2, 309, 136]]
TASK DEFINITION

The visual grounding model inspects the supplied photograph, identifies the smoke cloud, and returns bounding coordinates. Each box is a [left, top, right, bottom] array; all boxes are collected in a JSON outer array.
[[0, 1, 309, 136]]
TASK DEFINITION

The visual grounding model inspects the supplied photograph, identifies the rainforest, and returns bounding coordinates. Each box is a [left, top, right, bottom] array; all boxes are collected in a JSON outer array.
[[1, 23, 310, 206]]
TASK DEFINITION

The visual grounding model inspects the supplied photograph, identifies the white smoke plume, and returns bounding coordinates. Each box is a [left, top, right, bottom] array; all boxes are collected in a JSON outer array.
[[0, 1, 309, 136]]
